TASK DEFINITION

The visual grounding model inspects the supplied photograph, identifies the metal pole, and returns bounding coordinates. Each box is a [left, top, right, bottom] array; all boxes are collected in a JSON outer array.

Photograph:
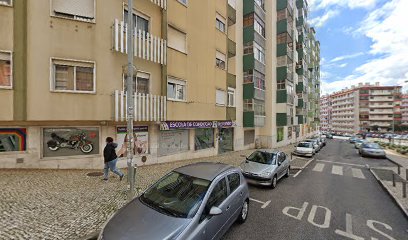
[[392, 173, 396, 187], [126, 0, 135, 200], [403, 181, 406, 198]]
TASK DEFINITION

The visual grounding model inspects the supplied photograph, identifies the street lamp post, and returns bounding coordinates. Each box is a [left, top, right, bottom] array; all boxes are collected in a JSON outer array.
[[126, 0, 135, 200]]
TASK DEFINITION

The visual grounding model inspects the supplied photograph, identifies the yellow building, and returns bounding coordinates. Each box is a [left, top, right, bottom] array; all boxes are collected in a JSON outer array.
[[0, 0, 318, 169]]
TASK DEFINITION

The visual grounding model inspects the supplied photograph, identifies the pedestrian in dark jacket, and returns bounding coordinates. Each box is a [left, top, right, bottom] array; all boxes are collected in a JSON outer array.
[[103, 137, 124, 181]]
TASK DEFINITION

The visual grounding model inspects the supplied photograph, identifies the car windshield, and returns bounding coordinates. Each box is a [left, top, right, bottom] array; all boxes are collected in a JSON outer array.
[[363, 143, 381, 149], [247, 151, 276, 165], [298, 142, 312, 148], [140, 171, 210, 219]]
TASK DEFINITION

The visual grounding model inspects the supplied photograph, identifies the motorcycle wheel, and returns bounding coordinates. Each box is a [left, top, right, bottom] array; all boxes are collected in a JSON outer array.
[[80, 144, 93, 153]]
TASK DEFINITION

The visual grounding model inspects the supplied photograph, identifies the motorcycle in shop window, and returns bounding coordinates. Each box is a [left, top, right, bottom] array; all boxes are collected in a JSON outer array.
[[43, 128, 99, 157]]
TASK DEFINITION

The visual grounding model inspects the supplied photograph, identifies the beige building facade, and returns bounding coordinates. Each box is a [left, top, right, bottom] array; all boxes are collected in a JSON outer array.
[[0, 0, 319, 169]]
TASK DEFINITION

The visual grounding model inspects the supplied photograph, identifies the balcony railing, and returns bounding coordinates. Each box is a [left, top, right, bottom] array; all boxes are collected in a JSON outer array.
[[114, 90, 167, 122], [113, 19, 167, 65], [150, 0, 167, 9]]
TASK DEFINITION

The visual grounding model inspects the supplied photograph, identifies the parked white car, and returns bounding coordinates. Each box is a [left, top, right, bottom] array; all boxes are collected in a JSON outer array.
[[294, 142, 315, 157]]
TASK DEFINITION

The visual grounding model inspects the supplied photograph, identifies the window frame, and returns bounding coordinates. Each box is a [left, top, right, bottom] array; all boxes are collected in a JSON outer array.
[[216, 13, 226, 33], [167, 76, 187, 102], [50, 58, 96, 94], [200, 177, 228, 222], [177, 0, 188, 6], [216, 89, 227, 106], [0, 50, 13, 90], [227, 87, 236, 107], [50, 0, 96, 23], [168, 25, 188, 54], [122, 71, 151, 94], [215, 50, 226, 70], [0, 0, 12, 7], [227, 172, 240, 194]]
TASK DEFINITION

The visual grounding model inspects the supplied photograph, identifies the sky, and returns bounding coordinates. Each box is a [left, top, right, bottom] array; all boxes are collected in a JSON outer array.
[[307, 0, 408, 95]]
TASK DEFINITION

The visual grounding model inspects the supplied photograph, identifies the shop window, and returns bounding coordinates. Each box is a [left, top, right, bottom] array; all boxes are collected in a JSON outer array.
[[51, 0, 95, 22], [0, 52, 12, 88], [195, 128, 214, 150], [277, 127, 284, 142], [167, 77, 186, 101], [51, 59, 95, 93]]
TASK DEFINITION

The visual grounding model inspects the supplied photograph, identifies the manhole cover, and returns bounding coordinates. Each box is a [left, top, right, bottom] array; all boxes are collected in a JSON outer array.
[[87, 172, 104, 177]]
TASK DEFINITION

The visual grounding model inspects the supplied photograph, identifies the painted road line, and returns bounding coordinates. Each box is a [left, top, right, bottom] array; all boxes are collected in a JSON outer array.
[[351, 168, 366, 179], [332, 165, 343, 176], [250, 198, 271, 209], [316, 160, 366, 168], [312, 163, 325, 172], [292, 158, 315, 178]]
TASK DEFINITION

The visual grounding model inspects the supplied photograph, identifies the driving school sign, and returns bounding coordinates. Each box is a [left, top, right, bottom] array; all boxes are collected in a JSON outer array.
[[160, 121, 236, 130]]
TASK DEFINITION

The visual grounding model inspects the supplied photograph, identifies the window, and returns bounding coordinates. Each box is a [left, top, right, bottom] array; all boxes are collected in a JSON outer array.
[[255, 0, 264, 10], [227, 173, 240, 193], [167, 77, 186, 101], [0, 52, 12, 88], [254, 42, 265, 64], [178, 0, 188, 6], [195, 128, 214, 150], [243, 14, 254, 27], [216, 89, 227, 106], [52, 0, 95, 22], [207, 178, 228, 208], [52, 59, 95, 93], [216, 13, 226, 33], [124, 9, 149, 36], [123, 72, 150, 94], [254, 19, 265, 38], [0, 0, 11, 6], [168, 26, 187, 53], [227, 88, 236, 107], [216, 51, 226, 70]]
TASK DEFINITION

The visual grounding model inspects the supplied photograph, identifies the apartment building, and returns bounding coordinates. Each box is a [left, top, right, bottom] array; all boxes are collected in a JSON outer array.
[[319, 95, 331, 132], [401, 93, 408, 126], [0, 0, 320, 169], [320, 83, 401, 134]]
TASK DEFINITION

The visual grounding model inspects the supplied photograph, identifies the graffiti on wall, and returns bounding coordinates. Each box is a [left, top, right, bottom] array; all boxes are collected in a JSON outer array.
[[0, 128, 27, 152]]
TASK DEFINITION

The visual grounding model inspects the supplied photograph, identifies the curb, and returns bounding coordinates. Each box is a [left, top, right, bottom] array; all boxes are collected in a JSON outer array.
[[386, 156, 403, 168], [369, 168, 408, 220]]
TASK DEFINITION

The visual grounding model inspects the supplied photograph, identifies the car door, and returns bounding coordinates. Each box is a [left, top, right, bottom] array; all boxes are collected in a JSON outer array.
[[277, 153, 286, 179], [226, 172, 243, 224], [199, 177, 231, 240]]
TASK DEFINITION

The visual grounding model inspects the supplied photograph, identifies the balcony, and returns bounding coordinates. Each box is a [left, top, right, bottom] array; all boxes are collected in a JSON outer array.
[[228, 38, 236, 58], [114, 90, 167, 122], [227, 1, 236, 25], [113, 19, 167, 65], [150, 0, 167, 9]]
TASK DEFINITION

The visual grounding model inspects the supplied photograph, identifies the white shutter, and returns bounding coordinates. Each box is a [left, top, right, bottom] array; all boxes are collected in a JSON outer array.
[[168, 26, 187, 53], [137, 72, 150, 79], [0, 52, 11, 61], [53, 0, 95, 19], [216, 13, 226, 25], [216, 51, 226, 62], [216, 89, 226, 106]]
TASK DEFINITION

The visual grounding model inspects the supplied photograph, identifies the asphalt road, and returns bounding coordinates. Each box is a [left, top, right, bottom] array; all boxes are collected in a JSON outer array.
[[223, 139, 408, 240]]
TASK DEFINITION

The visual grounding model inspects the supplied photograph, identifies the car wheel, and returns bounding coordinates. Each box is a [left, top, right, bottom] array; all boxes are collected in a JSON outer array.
[[237, 199, 249, 224], [271, 175, 277, 189], [285, 167, 290, 178]]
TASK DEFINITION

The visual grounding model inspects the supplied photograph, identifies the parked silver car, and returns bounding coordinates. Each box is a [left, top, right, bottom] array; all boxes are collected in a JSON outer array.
[[354, 139, 368, 149], [304, 139, 321, 152], [98, 162, 250, 240], [240, 150, 290, 188], [359, 143, 386, 158]]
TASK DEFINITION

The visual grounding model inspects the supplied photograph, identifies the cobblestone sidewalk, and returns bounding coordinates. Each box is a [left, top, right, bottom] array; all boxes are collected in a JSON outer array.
[[0, 144, 300, 240]]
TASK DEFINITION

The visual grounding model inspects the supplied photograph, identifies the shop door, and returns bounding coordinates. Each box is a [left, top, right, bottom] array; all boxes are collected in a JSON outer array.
[[218, 128, 234, 154]]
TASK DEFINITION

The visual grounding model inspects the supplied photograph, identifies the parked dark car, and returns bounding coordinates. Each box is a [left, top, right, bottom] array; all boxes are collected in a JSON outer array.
[[98, 162, 250, 240]]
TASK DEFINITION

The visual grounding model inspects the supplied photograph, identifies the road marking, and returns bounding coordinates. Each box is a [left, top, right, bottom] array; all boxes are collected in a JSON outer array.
[[313, 163, 325, 172], [308, 205, 331, 229], [332, 165, 343, 175], [293, 158, 315, 178], [335, 213, 364, 240], [317, 160, 366, 168], [351, 168, 366, 179], [250, 198, 271, 209]]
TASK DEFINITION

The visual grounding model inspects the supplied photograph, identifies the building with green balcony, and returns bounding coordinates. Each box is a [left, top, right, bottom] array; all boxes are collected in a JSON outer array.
[[242, 0, 266, 128]]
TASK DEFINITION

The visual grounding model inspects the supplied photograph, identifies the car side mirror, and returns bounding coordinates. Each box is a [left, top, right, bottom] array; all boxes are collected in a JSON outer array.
[[209, 206, 223, 216]]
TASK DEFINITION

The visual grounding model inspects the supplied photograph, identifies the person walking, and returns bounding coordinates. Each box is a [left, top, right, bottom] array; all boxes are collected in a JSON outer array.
[[103, 137, 124, 181]]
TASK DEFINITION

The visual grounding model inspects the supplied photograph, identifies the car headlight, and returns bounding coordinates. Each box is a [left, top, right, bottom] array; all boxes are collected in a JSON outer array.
[[260, 171, 272, 178]]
